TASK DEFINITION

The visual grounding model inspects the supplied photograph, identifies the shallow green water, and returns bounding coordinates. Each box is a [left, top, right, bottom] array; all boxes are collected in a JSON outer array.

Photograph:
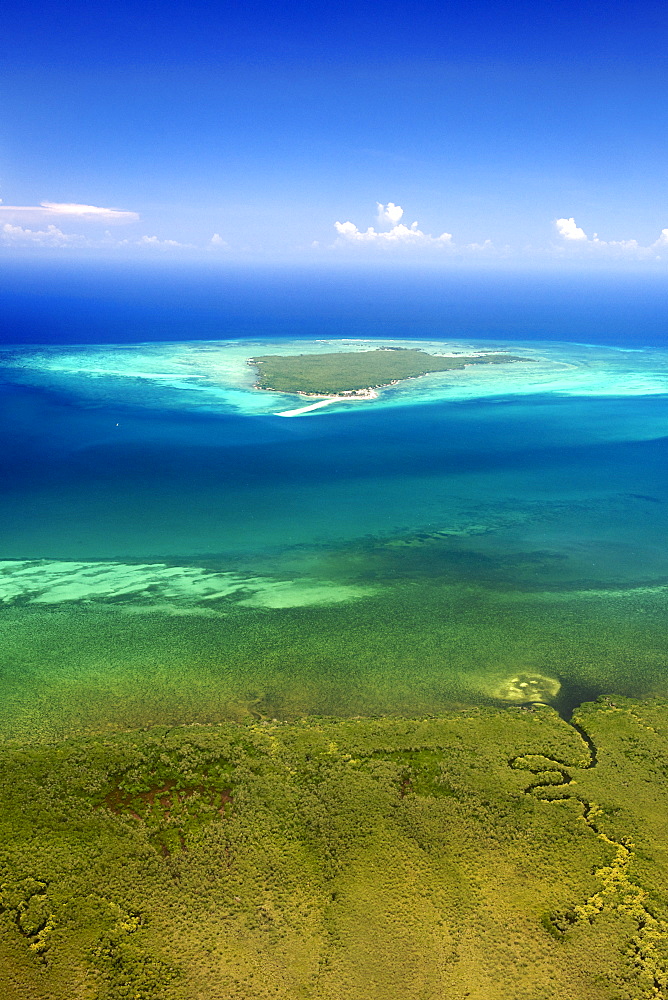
[[1, 538, 666, 739]]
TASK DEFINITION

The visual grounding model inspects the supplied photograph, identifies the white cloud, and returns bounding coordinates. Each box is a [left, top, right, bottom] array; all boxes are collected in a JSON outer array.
[[552, 217, 668, 259], [41, 201, 138, 220], [555, 217, 588, 241], [465, 239, 494, 251], [376, 201, 404, 226], [117, 234, 195, 249], [334, 204, 453, 247], [0, 200, 138, 222], [593, 236, 640, 250], [137, 235, 183, 246], [210, 233, 228, 247], [334, 221, 359, 238], [1, 223, 195, 252], [1, 222, 87, 246]]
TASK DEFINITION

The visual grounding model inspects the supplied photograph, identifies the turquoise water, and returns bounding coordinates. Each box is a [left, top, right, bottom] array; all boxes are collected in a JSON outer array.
[[1, 336, 667, 736]]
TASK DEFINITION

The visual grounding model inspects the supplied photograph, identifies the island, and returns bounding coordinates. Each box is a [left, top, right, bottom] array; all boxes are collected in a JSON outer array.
[[249, 347, 532, 397]]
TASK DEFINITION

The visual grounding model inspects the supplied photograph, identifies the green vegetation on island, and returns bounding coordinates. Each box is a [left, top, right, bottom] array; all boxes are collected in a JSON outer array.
[[249, 347, 532, 395], [2, 697, 668, 999]]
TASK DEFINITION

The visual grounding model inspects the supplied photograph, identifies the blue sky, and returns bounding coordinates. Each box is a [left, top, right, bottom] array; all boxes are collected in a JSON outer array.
[[2, 0, 668, 267]]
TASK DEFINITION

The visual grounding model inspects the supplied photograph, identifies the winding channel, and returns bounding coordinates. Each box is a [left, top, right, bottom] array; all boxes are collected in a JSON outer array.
[[510, 709, 668, 998]]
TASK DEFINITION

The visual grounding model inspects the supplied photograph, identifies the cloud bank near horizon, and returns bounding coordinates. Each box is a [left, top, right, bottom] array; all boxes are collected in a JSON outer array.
[[553, 217, 668, 258], [0, 201, 139, 222], [1, 222, 194, 250], [2, 193, 668, 266]]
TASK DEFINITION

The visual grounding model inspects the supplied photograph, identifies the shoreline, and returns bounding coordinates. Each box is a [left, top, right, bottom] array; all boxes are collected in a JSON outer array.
[[275, 388, 379, 417]]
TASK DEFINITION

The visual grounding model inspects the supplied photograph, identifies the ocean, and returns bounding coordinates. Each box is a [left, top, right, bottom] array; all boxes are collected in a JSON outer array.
[[1, 262, 667, 737]]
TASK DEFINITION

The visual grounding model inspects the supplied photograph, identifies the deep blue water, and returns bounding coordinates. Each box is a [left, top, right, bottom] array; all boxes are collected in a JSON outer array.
[[1, 375, 667, 599], [1, 263, 667, 570], [2, 260, 668, 347]]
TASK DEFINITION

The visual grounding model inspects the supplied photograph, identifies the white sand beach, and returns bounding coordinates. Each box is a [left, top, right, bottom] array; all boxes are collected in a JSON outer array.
[[276, 388, 379, 417]]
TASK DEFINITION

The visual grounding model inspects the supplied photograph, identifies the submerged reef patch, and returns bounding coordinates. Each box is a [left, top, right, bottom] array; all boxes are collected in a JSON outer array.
[[489, 673, 562, 704]]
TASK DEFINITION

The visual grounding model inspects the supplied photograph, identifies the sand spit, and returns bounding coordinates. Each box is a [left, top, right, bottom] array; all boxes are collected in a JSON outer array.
[[276, 389, 378, 417], [276, 398, 340, 417]]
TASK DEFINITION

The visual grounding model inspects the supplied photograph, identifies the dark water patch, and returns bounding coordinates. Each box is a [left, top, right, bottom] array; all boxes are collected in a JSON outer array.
[[628, 492, 664, 503], [327, 536, 576, 588], [553, 680, 615, 723]]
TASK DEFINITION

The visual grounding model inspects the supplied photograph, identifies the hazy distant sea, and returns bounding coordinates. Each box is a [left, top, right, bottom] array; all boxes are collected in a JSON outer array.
[[3, 260, 668, 347], [0, 263, 667, 738]]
